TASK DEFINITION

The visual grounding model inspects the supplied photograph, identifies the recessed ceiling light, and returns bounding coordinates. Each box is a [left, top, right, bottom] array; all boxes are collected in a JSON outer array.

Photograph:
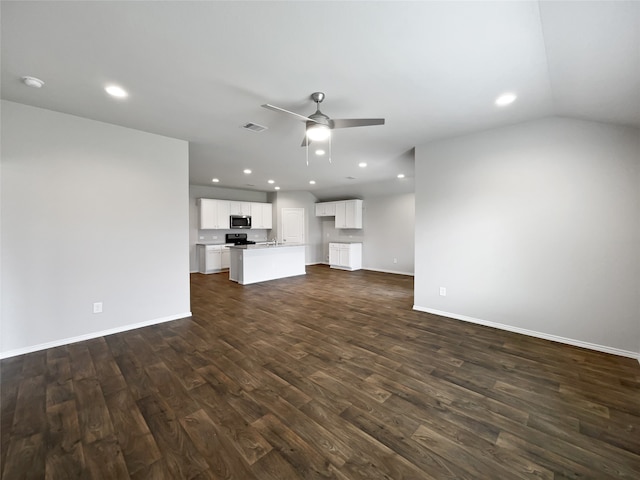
[[212, 178, 220, 183], [495, 92, 517, 106], [397, 173, 405, 179], [358, 162, 367, 168], [268, 179, 275, 184], [21, 76, 45, 88], [274, 186, 280, 190], [243, 169, 252, 174], [315, 149, 325, 156], [105, 85, 128, 98], [309, 180, 316, 185]]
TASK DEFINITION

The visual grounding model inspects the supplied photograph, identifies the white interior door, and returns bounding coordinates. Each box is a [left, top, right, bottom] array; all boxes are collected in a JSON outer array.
[[281, 208, 305, 244]]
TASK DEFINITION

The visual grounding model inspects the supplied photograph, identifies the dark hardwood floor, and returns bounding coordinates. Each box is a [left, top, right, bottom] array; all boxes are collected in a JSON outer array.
[[1, 265, 639, 479]]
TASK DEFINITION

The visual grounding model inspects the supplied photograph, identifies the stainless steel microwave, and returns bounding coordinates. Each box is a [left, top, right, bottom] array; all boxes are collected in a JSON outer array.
[[230, 215, 251, 229]]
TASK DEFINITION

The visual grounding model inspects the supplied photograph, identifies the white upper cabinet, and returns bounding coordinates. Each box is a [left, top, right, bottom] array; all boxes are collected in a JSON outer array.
[[198, 199, 231, 230], [199, 198, 272, 230], [315, 200, 362, 228], [262, 203, 273, 229], [229, 201, 252, 216], [334, 200, 363, 229], [315, 202, 337, 217], [250, 202, 273, 229]]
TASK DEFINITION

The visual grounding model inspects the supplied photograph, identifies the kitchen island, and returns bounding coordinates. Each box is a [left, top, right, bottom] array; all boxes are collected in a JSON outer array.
[[229, 243, 305, 285]]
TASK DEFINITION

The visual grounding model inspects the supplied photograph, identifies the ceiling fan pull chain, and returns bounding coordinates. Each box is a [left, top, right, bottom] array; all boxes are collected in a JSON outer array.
[[306, 139, 309, 166], [329, 133, 332, 164]]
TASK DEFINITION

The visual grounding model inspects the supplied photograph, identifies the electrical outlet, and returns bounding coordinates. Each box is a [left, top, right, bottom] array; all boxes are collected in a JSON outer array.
[[93, 302, 103, 314], [199, 236, 204, 240], [212, 236, 218, 240], [393, 258, 398, 264], [439, 287, 447, 297]]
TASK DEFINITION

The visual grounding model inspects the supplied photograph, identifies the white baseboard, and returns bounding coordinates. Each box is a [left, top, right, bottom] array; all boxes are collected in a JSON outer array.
[[413, 306, 639, 361], [0, 312, 192, 359], [364, 267, 414, 276], [317, 263, 414, 276]]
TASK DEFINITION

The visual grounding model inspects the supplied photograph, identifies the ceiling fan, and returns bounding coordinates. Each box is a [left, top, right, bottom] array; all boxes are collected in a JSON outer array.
[[262, 92, 385, 147]]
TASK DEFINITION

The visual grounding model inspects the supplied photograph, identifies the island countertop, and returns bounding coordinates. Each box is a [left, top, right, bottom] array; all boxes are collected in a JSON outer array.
[[229, 243, 305, 250]]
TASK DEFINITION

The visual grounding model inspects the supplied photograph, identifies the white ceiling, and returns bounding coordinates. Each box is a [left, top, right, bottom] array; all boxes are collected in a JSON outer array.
[[2, 1, 638, 200]]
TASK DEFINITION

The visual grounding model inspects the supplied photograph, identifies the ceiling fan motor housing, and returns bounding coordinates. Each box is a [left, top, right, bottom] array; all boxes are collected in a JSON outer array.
[[308, 111, 331, 127], [311, 92, 325, 103]]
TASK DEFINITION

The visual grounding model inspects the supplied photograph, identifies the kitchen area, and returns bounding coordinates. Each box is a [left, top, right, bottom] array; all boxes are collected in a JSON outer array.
[[194, 194, 365, 284]]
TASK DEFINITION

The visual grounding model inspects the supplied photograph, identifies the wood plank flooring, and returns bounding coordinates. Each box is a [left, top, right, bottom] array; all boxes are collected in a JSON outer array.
[[1, 265, 639, 478]]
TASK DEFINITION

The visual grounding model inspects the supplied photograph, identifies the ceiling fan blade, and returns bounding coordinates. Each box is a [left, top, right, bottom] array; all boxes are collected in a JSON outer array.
[[330, 118, 385, 129], [262, 104, 316, 123]]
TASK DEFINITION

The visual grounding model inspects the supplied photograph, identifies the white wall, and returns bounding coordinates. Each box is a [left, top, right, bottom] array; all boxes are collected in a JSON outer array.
[[189, 185, 269, 271], [269, 190, 323, 264], [415, 117, 640, 357], [1, 101, 191, 357], [363, 194, 415, 274]]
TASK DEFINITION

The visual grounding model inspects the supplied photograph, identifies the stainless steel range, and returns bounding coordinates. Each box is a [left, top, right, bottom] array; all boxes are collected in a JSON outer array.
[[225, 233, 256, 245]]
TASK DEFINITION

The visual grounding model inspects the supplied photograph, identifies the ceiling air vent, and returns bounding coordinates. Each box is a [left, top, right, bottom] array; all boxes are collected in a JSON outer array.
[[241, 122, 268, 133]]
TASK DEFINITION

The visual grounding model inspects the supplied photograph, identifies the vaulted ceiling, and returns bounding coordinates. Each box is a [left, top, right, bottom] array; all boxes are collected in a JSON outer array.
[[2, 1, 638, 200]]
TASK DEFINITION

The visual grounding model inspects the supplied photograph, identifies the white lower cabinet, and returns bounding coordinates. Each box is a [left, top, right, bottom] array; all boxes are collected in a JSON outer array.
[[329, 242, 362, 271], [198, 244, 231, 273], [221, 247, 230, 269]]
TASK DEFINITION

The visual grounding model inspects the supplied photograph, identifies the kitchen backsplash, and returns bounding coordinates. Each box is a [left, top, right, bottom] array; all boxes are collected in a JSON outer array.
[[322, 219, 364, 243], [196, 229, 269, 244]]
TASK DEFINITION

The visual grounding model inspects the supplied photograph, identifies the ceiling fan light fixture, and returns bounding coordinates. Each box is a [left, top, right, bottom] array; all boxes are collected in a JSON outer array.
[[306, 124, 330, 142]]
